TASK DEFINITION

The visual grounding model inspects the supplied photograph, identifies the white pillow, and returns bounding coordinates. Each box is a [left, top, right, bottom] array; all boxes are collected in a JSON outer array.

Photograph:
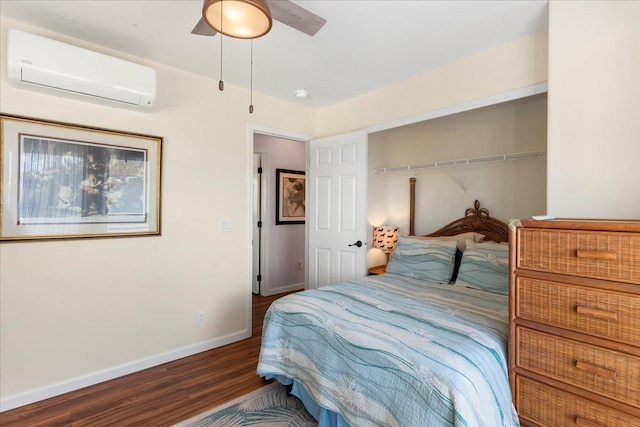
[[412, 232, 485, 252]]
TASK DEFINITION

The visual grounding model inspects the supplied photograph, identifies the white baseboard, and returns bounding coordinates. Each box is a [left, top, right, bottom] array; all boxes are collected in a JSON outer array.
[[262, 282, 304, 297], [0, 329, 251, 412]]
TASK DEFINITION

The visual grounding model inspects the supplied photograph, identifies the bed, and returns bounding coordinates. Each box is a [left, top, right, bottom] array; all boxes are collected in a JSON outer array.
[[257, 179, 518, 427]]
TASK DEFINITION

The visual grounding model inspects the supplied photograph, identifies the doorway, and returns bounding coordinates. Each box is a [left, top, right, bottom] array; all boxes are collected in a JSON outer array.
[[250, 127, 311, 297]]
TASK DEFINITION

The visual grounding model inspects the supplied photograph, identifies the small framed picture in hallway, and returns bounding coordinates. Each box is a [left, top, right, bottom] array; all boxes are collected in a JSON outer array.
[[275, 168, 305, 225]]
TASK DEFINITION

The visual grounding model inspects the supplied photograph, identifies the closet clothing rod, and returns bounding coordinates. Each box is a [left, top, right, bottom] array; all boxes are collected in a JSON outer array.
[[373, 150, 546, 175]]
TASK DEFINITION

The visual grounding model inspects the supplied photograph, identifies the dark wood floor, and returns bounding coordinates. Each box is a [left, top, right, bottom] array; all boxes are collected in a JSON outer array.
[[0, 292, 292, 427]]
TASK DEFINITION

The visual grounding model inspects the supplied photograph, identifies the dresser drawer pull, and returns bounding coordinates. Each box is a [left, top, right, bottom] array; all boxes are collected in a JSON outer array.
[[575, 360, 617, 381], [576, 249, 618, 261], [575, 305, 618, 321], [575, 416, 607, 427]]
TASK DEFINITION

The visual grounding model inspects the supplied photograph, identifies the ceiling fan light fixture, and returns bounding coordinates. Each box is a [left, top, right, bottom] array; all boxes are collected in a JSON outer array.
[[203, 0, 272, 39]]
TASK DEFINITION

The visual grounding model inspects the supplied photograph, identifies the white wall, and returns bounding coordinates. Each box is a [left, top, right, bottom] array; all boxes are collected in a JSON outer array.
[[366, 94, 547, 267], [0, 17, 315, 409], [253, 134, 306, 295], [547, 1, 640, 219]]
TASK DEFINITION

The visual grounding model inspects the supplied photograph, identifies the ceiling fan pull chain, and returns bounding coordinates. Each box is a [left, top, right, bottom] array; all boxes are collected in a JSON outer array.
[[218, 0, 224, 91], [249, 39, 254, 114]]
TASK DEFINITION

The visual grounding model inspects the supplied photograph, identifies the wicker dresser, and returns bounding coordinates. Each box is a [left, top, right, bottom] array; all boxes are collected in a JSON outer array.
[[508, 219, 640, 427]]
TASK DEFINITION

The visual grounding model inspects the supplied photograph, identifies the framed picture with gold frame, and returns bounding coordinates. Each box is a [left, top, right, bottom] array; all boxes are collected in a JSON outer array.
[[0, 114, 162, 241]]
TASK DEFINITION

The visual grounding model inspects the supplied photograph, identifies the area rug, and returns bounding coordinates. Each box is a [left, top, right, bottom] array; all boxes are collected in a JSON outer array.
[[172, 382, 318, 427]]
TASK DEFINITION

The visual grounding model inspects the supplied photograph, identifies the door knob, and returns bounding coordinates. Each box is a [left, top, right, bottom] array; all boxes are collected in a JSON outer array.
[[349, 240, 363, 248]]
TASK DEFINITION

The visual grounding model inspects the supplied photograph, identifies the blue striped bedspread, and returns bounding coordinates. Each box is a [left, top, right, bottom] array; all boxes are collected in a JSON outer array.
[[257, 274, 520, 427]]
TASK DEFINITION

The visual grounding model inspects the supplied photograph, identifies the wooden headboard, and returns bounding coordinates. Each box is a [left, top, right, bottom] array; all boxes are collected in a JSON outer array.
[[408, 177, 509, 243]]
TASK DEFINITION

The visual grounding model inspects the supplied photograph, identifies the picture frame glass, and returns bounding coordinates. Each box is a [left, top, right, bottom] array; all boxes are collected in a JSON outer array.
[[276, 169, 305, 225], [1, 115, 162, 241]]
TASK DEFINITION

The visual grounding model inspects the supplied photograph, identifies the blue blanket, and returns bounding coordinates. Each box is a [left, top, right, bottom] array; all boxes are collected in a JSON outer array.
[[257, 274, 519, 427]]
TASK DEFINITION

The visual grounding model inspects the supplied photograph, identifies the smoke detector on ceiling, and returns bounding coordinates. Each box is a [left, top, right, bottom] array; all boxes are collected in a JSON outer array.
[[294, 89, 309, 99]]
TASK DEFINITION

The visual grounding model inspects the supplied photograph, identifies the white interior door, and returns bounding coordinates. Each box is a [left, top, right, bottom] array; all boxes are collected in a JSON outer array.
[[308, 131, 367, 288]]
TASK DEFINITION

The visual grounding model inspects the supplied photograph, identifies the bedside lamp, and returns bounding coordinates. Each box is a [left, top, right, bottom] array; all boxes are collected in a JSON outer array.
[[373, 225, 399, 263]]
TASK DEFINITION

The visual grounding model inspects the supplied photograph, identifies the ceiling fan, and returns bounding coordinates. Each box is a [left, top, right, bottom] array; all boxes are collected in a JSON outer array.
[[191, 0, 327, 38]]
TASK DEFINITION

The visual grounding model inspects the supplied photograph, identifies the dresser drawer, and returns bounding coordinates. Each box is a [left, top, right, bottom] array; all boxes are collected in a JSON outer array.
[[517, 229, 640, 284], [515, 277, 640, 345], [516, 376, 640, 427], [516, 327, 640, 408]]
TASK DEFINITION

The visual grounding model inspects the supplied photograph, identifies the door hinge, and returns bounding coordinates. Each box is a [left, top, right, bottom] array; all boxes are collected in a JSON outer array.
[[257, 274, 262, 282], [257, 220, 262, 228], [257, 167, 263, 174]]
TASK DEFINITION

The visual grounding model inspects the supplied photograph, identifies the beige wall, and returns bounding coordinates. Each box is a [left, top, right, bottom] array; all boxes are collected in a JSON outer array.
[[0, 17, 315, 407], [0, 16, 550, 408], [366, 94, 547, 266], [547, 1, 640, 218], [315, 31, 548, 138], [3, 0, 635, 408]]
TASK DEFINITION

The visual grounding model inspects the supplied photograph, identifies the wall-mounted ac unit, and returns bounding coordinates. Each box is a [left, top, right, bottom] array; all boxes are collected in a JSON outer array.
[[7, 29, 156, 111]]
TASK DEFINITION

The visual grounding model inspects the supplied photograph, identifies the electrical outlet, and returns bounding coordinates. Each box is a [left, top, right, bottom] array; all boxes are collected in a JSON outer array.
[[197, 310, 205, 325], [297, 261, 303, 272]]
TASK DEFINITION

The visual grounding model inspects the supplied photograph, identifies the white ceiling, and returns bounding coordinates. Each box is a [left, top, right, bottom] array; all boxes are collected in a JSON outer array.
[[0, 0, 548, 108]]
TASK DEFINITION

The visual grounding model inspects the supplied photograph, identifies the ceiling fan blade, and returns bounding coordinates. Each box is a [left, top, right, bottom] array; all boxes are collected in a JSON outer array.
[[191, 17, 218, 37], [267, 0, 327, 37], [190, 1, 326, 37]]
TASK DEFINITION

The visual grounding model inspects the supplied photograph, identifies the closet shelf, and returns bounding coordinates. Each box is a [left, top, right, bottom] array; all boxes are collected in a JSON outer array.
[[373, 150, 546, 175]]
